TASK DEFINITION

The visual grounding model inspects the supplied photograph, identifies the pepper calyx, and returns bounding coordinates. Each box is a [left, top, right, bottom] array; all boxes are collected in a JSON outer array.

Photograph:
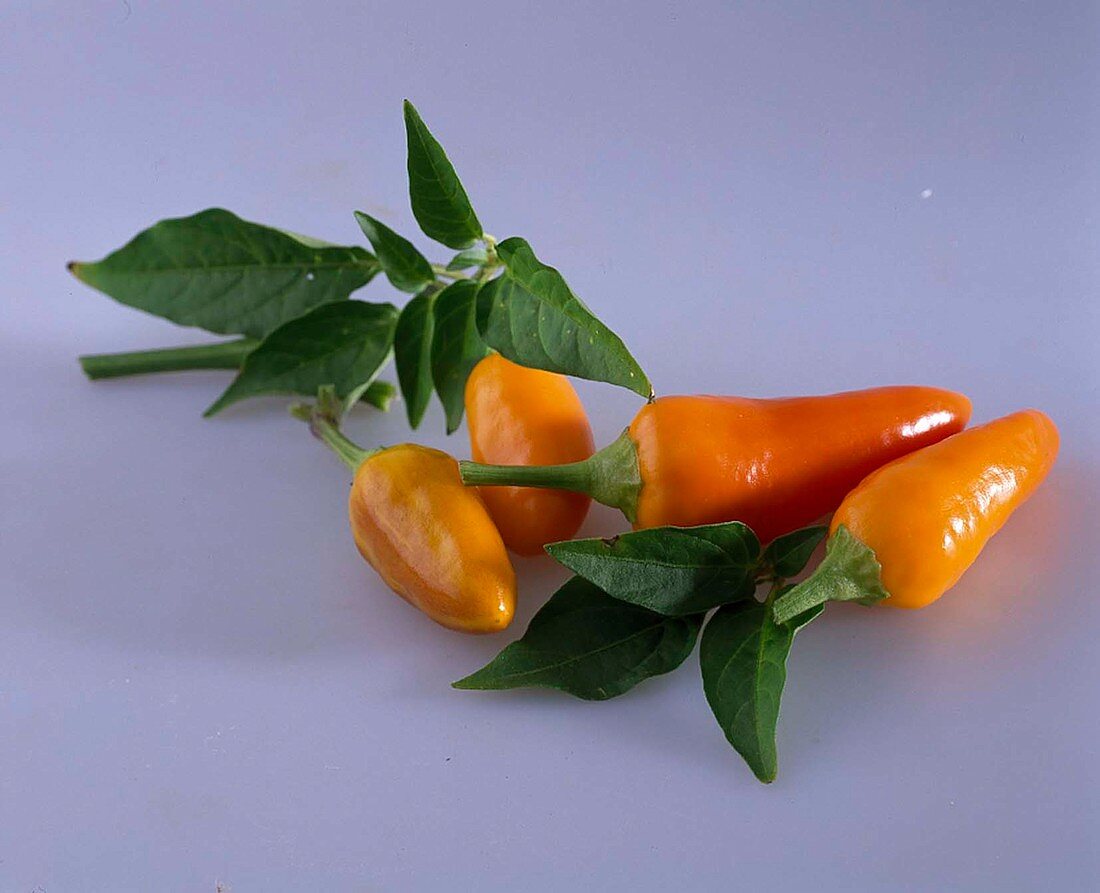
[[770, 525, 889, 623]]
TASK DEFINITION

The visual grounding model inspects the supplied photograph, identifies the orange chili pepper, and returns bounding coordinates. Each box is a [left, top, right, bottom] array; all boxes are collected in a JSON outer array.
[[296, 396, 516, 633], [461, 386, 971, 546], [465, 354, 595, 555], [772, 409, 1059, 621]]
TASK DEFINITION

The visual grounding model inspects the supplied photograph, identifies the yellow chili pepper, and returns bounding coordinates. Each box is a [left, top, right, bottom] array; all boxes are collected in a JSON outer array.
[[465, 354, 595, 555], [294, 393, 516, 634], [773, 409, 1059, 621]]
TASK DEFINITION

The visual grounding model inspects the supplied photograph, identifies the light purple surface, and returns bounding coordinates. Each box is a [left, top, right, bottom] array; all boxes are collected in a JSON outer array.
[[3, 2, 1098, 889]]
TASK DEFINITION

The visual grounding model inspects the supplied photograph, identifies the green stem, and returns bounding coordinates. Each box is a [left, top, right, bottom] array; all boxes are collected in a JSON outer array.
[[431, 264, 470, 281], [459, 428, 642, 523], [79, 339, 257, 380], [290, 400, 376, 473]]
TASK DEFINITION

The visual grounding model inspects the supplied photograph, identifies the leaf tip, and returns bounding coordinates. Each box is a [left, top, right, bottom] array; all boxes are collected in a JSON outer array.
[[352, 210, 373, 232], [202, 394, 230, 418]]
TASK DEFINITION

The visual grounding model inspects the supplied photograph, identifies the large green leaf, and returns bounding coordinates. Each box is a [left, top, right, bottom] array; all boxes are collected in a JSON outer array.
[[430, 280, 489, 434], [546, 522, 761, 615], [403, 100, 483, 249], [393, 286, 437, 429], [69, 208, 380, 339], [204, 300, 397, 416], [353, 212, 435, 294], [478, 238, 652, 397], [700, 596, 822, 783], [454, 577, 703, 701]]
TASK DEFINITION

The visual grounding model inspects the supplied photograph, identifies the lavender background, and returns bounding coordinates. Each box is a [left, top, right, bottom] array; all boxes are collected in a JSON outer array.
[[3, 2, 1098, 889]]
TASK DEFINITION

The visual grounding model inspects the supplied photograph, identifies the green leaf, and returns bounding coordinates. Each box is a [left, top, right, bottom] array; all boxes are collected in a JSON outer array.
[[393, 287, 437, 429], [546, 522, 761, 615], [762, 525, 829, 579], [454, 577, 703, 700], [69, 208, 380, 339], [446, 247, 489, 271], [359, 379, 397, 412], [700, 596, 823, 783], [204, 300, 397, 416], [771, 525, 889, 624], [478, 238, 652, 397], [430, 280, 489, 434], [352, 212, 435, 294], [403, 100, 483, 249]]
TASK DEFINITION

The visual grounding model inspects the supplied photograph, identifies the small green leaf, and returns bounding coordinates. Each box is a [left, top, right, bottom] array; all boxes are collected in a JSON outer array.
[[762, 525, 829, 579], [393, 287, 437, 429], [353, 212, 434, 294], [446, 247, 489, 271], [69, 208, 380, 339], [770, 525, 890, 624], [204, 300, 397, 416], [403, 100, 483, 249], [359, 379, 397, 412], [478, 238, 652, 397], [700, 596, 822, 783], [430, 280, 489, 434], [546, 522, 761, 615], [454, 577, 703, 700]]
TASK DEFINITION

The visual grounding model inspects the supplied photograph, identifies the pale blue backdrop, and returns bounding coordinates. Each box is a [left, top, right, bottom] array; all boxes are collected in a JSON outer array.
[[2, 1, 1097, 890]]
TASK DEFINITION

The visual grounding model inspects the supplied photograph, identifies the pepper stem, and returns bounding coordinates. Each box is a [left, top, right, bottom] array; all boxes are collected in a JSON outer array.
[[290, 385, 377, 473], [459, 428, 642, 523], [771, 526, 890, 623], [79, 339, 257, 380]]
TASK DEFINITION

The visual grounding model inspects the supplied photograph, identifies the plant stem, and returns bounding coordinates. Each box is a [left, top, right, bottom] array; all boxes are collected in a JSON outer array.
[[293, 405, 376, 472], [459, 428, 642, 522], [431, 264, 470, 281], [79, 339, 257, 380]]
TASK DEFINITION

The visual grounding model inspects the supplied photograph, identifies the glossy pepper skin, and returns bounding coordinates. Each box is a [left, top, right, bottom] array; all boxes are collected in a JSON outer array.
[[465, 354, 595, 555], [832, 409, 1059, 609], [628, 387, 972, 544], [349, 444, 517, 633]]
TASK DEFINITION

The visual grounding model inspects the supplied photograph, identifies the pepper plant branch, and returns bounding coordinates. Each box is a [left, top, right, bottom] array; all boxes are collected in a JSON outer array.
[[79, 338, 257, 380], [77, 249, 492, 383]]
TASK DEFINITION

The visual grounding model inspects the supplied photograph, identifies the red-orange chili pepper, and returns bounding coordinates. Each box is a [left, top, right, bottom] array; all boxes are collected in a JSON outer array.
[[464, 354, 595, 555], [460, 386, 971, 545], [772, 409, 1059, 621]]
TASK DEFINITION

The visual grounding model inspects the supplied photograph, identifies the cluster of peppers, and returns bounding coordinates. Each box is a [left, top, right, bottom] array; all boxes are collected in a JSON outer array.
[[296, 374, 1057, 633], [73, 101, 1059, 781]]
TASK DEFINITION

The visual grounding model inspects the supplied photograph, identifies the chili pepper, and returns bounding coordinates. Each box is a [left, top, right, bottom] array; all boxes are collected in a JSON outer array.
[[772, 409, 1059, 621], [464, 354, 595, 555], [293, 392, 516, 634], [460, 386, 972, 545]]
